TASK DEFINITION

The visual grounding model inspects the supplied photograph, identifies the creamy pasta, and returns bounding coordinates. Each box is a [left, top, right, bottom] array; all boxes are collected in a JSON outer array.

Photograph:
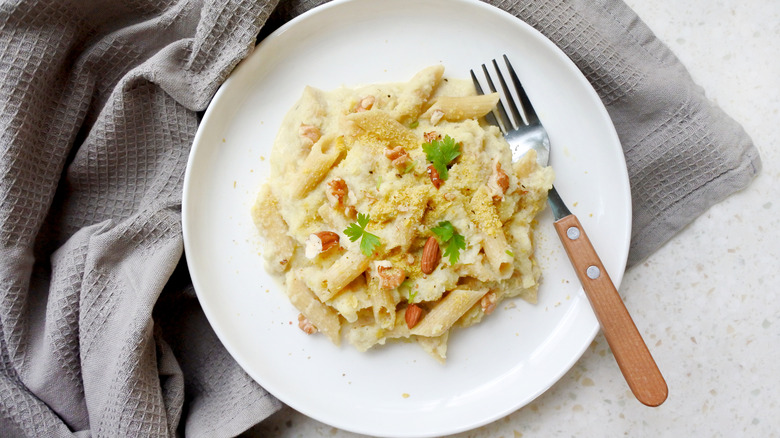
[[251, 66, 553, 362]]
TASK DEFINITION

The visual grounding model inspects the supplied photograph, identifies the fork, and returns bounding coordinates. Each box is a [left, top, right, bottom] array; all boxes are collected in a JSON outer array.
[[472, 56, 668, 407]]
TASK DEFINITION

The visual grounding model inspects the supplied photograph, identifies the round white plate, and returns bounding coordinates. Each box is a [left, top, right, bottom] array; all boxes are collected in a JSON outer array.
[[182, 0, 631, 436]]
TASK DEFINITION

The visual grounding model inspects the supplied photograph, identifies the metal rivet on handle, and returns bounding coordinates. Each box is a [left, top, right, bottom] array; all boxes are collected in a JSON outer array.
[[586, 265, 600, 279], [566, 226, 580, 240]]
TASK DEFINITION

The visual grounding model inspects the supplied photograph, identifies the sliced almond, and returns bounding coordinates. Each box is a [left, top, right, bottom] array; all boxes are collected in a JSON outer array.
[[405, 304, 424, 329], [304, 231, 340, 259], [420, 236, 440, 274]]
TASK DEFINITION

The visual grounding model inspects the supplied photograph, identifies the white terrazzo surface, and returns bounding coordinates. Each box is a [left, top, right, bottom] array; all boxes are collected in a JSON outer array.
[[249, 0, 780, 436]]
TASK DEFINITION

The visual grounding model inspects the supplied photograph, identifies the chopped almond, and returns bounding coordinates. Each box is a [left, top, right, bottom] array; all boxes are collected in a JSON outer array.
[[423, 131, 442, 142], [305, 231, 340, 259], [356, 95, 375, 112], [481, 291, 498, 315], [326, 178, 348, 208], [427, 165, 443, 189], [297, 313, 318, 334], [299, 124, 321, 147], [377, 265, 406, 290]]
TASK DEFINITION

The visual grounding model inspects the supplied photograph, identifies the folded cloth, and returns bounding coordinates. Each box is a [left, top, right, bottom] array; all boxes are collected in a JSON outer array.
[[0, 0, 760, 437]]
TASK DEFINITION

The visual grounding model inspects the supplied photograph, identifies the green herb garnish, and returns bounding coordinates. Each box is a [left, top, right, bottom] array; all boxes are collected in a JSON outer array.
[[430, 221, 466, 264], [344, 213, 382, 256], [505, 250, 514, 257], [422, 135, 461, 181]]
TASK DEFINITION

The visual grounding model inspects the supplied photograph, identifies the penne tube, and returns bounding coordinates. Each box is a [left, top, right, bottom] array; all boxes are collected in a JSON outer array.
[[346, 110, 418, 148], [392, 65, 445, 122], [454, 253, 494, 282], [322, 250, 372, 300], [411, 288, 488, 337], [287, 276, 341, 345], [505, 267, 540, 304], [290, 135, 345, 199], [367, 277, 396, 330], [325, 273, 370, 323], [251, 184, 296, 273], [422, 93, 500, 122], [482, 231, 514, 279]]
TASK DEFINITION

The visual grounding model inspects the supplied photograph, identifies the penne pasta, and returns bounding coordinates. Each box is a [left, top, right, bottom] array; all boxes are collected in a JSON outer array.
[[290, 134, 345, 199], [422, 93, 500, 123], [481, 230, 514, 279], [411, 289, 489, 338], [251, 184, 296, 273], [346, 110, 419, 149], [325, 272, 370, 323], [286, 276, 341, 345], [454, 253, 494, 282], [322, 250, 372, 300], [367, 273, 396, 330], [392, 65, 445, 122]]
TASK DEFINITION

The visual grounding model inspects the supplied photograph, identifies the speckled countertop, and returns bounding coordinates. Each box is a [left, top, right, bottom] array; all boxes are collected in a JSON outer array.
[[251, 1, 780, 436]]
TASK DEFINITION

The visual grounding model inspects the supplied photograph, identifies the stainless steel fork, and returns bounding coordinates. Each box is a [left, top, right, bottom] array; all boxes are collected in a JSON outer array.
[[472, 56, 667, 407]]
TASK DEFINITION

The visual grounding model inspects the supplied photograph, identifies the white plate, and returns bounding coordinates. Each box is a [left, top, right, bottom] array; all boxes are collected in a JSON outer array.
[[182, 0, 631, 436]]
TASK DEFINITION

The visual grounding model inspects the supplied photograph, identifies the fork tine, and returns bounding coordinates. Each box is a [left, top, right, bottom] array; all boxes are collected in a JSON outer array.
[[481, 64, 512, 134], [492, 59, 524, 128], [470, 69, 500, 128], [503, 55, 539, 125]]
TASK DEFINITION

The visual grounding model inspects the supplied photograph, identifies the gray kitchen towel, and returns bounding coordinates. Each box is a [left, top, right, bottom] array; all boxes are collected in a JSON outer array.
[[0, 0, 761, 437]]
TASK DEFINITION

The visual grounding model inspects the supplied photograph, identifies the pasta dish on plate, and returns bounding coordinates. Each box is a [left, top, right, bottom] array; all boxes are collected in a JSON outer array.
[[252, 66, 553, 362]]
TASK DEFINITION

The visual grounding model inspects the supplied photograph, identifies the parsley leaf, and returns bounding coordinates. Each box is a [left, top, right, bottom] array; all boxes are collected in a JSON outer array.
[[357, 212, 370, 229], [430, 221, 466, 265], [430, 221, 455, 242], [344, 213, 381, 256], [443, 233, 466, 265], [344, 223, 364, 242], [360, 232, 381, 256], [422, 135, 461, 181], [407, 289, 418, 304]]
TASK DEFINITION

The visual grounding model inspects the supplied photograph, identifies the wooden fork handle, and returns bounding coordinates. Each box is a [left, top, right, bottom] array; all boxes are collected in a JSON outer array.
[[554, 214, 668, 407]]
